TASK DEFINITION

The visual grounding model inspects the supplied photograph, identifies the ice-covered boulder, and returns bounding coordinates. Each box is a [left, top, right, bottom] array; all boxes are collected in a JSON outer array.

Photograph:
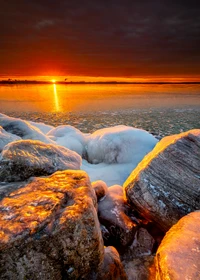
[[97, 246, 127, 280], [47, 125, 87, 156], [124, 129, 200, 232], [151, 211, 200, 280], [28, 120, 54, 134], [0, 140, 81, 182], [0, 126, 21, 152], [0, 170, 104, 279], [0, 114, 53, 143], [92, 180, 108, 201], [98, 185, 138, 247], [86, 125, 158, 164]]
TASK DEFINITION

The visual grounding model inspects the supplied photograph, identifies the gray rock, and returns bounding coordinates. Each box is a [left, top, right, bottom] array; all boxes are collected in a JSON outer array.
[[0, 140, 81, 182], [97, 246, 127, 280], [98, 185, 137, 247], [124, 129, 200, 232], [151, 211, 200, 280], [0, 170, 104, 279]]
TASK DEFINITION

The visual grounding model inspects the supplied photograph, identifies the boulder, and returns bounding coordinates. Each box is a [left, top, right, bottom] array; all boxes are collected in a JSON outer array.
[[0, 126, 21, 152], [0, 139, 81, 182], [124, 129, 200, 232], [0, 170, 104, 279], [98, 185, 137, 247], [92, 180, 108, 201], [151, 211, 200, 280], [0, 114, 52, 143], [121, 228, 155, 280], [97, 246, 127, 280]]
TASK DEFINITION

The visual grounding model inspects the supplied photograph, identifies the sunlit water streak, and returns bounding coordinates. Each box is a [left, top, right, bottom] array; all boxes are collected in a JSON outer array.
[[53, 84, 60, 111]]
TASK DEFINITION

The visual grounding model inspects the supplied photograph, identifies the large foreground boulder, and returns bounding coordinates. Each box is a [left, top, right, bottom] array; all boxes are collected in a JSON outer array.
[[124, 129, 200, 231], [0, 170, 104, 279], [0, 140, 81, 182], [151, 211, 200, 280]]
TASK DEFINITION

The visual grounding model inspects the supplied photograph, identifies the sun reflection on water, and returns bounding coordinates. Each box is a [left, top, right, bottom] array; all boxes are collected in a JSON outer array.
[[53, 84, 60, 111]]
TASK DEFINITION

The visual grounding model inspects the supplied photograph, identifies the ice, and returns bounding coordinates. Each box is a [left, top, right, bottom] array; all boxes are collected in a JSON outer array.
[[0, 126, 21, 152], [28, 121, 54, 134], [0, 114, 53, 144], [47, 125, 88, 156], [86, 125, 158, 164]]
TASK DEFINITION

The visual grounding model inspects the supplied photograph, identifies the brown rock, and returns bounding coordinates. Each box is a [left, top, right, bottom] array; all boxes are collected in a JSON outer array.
[[98, 185, 137, 247], [92, 180, 108, 201], [151, 211, 200, 280], [124, 129, 200, 232], [0, 139, 81, 182], [0, 170, 104, 279], [97, 246, 127, 280]]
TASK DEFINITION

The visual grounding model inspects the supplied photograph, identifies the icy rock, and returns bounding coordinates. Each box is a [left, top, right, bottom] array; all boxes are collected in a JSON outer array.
[[0, 140, 81, 182], [92, 180, 108, 201], [98, 185, 137, 247], [47, 125, 88, 156], [124, 129, 200, 232], [0, 114, 53, 143], [86, 125, 158, 164], [151, 211, 200, 280], [0, 170, 104, 279], [97, 246, 127, 280], [28, 121, 54, 134], [0, 126, 21, 152]]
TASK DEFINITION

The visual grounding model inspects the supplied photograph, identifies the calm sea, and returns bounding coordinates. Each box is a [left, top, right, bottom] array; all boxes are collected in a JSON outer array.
[[0, 84, 200, 135]]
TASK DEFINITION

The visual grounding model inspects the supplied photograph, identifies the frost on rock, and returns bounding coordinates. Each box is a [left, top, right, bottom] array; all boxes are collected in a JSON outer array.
[[0, 114, 53, 144], [0, 140, 82, 182], [47, 125, 88, 156], [0, 126, 21, 152]]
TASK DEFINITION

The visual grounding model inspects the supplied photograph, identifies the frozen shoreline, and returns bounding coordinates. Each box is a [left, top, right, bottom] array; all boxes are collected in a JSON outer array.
[[2, 107, 200, 137]]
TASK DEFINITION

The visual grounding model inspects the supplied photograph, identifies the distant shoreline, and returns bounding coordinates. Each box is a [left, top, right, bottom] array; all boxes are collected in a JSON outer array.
[[1, 80, 200, 85]]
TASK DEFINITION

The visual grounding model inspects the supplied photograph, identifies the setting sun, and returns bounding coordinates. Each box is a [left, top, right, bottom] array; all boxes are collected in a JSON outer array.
[[51, 79, 56, 83]]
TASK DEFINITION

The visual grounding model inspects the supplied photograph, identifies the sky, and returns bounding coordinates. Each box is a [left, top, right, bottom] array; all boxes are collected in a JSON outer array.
[[1, 0, 200, 80]]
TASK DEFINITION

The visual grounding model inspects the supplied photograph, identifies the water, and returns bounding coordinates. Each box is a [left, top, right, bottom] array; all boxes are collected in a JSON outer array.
[[0, 84, 200, 136]]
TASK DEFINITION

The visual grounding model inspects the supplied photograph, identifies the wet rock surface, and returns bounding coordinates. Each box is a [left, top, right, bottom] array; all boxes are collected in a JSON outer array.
[[97, 246, 127, 280], [0, 140, 81, 182], [121, 228, 155, 280], [151, 211, 200, 280], [124, 129, 200, 232], [0, 170, 104, 279], [92, 180, 108, 201], [98, 185, 138, 247]]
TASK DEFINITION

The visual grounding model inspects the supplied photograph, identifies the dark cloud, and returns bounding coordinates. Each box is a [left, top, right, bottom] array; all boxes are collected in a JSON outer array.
[[0, 0, 200, 77]]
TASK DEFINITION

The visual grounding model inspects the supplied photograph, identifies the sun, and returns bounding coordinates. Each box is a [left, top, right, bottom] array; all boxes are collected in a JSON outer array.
[[51, 79, 56, 83]]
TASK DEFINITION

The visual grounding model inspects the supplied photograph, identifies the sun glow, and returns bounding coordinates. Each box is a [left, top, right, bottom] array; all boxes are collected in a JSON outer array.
[[53, 84, 60, 111], [51, 79, 56, 83]]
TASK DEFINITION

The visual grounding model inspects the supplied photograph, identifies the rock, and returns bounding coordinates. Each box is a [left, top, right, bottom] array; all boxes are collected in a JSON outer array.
[[0, 126, 21, 152], [121, 228, 155, 280], [0, 114, 53, 143], [0, 170, 104, 279], [97, 246, 127, 280], [98, 185, 137, 247], [0, 140, 82, 182], [124, 129, 200, 232], [92, 180, 108, 201], [151, 211, 200, 280]]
